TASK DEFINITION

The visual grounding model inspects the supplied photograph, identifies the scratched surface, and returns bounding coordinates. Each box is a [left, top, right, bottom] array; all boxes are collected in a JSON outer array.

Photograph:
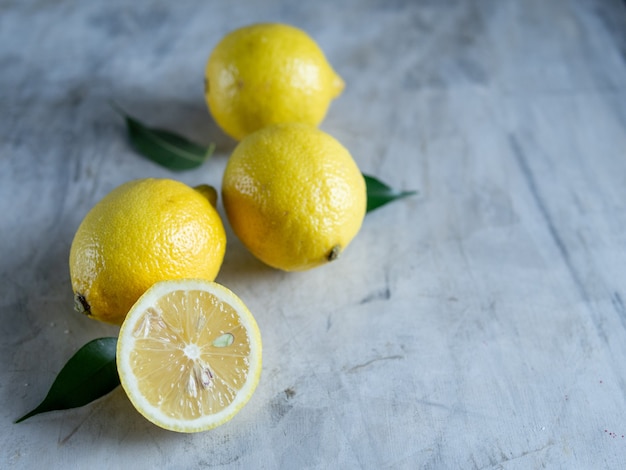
[[2, 0, 626, 468]]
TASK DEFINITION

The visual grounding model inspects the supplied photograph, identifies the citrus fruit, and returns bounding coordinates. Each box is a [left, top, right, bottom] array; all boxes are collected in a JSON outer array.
[[69, 179, 226, 325], [116, 279, 262, 433], [204, 23, 344, 140], [221, 122, 366, 271]]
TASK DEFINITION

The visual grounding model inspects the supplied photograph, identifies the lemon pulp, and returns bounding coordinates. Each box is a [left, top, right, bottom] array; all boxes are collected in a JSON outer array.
[[117, 279, 262, 433]]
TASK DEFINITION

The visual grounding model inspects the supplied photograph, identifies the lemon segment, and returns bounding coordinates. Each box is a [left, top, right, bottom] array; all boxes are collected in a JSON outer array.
[[117, 279, 262, 433]]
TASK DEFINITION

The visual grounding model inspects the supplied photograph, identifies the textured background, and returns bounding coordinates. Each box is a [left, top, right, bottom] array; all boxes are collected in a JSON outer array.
[[2, 0, 626, 468]]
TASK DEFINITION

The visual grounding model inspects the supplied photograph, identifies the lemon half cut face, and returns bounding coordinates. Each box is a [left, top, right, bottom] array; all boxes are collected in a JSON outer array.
[[116, 279, 262, 433]]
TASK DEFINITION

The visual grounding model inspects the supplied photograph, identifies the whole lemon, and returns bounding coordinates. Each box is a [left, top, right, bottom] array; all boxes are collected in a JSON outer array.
[[205, 23, 344, 140], [69, 178, 226, 325], [222, 123, 366, 271]]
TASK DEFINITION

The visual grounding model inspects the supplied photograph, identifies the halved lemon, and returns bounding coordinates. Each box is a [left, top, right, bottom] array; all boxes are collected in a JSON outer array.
[[116, 279, 262, 432]]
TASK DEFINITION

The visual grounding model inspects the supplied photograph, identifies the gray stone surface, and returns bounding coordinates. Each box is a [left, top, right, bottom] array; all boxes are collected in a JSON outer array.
[[2, 0, 626, 468]]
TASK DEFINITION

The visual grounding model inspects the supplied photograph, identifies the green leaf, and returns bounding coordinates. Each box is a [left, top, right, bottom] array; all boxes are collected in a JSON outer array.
[[364, 174, 417, 213], [116, 106, 215, 171], [114, 107, 415, 209], [15, 337, 119, 423]]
